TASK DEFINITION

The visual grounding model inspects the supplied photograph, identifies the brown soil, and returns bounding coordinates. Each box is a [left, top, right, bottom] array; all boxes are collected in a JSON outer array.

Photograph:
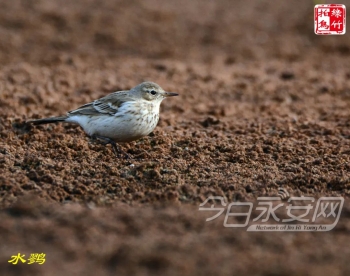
[[1, 0, 350, 275]]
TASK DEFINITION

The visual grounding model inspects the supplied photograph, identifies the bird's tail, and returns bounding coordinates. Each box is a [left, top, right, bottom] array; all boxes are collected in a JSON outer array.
[[27, 116, 68, 125]]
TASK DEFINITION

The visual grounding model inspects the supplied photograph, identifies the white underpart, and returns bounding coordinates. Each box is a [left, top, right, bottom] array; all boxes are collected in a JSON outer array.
[[66, 99, 162, 142]]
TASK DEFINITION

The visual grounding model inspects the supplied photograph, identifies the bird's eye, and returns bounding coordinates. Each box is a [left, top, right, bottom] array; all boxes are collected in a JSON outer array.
[[150, 90, 157, 95]]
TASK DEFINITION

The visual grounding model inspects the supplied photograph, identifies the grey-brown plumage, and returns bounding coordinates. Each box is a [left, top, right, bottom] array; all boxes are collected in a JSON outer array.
[[27, 82, 178, 154]]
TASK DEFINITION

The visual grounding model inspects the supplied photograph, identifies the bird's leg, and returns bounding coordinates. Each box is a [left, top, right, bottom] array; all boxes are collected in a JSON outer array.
[[91, 135, 130, 159]]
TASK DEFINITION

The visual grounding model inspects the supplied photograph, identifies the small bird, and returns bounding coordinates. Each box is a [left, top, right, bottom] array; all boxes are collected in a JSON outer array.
[[27, 82, 178, 155]]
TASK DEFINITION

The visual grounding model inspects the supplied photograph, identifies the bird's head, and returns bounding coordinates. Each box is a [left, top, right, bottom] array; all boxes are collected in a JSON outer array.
[[132, 82, 178, 102]]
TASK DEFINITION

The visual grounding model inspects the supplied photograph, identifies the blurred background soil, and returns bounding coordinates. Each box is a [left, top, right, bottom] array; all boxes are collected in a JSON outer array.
[[0, 0, 350, 275]]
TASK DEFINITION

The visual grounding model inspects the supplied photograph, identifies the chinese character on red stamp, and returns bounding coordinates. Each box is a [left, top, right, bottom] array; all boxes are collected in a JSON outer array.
[[314, 4, 346, 35]]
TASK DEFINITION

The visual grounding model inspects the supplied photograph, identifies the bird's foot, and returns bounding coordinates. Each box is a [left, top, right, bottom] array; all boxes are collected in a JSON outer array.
[[90, 135, 131, 159]]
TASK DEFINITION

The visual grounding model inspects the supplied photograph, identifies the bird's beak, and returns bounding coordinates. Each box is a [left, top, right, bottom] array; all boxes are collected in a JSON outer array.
[[163, 92, 179, 97]]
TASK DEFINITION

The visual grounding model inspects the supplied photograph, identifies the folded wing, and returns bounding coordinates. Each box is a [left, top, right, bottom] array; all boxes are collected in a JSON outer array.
[[68, 91, 134, 116]]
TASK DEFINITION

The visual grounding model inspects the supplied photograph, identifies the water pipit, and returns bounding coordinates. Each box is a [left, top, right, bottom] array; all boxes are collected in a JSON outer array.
[[27, 82, 178, 156]]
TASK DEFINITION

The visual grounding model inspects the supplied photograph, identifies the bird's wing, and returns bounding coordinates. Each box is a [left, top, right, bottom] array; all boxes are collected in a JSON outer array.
[[68, 91, 134, 116]]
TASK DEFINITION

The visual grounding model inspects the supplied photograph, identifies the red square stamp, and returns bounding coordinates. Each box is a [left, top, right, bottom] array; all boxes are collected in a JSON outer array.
[[314, 4, 346, 35]]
